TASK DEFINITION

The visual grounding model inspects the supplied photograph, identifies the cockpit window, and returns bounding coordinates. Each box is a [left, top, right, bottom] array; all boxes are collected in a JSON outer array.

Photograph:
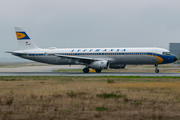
[[162, 52, 172, 55]]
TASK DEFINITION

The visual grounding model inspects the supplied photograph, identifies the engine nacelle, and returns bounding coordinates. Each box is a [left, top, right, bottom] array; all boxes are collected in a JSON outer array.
[[109, 64, 126, 69], [89, 60, 109, 69]]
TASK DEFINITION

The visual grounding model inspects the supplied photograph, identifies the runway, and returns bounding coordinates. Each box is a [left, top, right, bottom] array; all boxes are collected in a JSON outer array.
[[0, 64, 180, 77], [1, 72, 180, 77]]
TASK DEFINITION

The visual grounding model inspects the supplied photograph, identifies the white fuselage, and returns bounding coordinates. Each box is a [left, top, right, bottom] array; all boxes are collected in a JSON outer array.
[[13, 47, 175, 66]]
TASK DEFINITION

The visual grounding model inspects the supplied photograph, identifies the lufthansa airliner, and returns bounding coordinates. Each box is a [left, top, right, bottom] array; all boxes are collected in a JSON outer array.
[[6, 27, 177, 73]]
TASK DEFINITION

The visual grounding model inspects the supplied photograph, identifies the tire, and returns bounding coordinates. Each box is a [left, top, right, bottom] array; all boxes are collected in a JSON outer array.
[[95, 69, 102, 73], [155, 69, 159, 73], [83, 68, 89, 73]]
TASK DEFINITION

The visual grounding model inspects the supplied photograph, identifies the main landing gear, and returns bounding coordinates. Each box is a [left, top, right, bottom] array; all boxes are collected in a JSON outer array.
[[83, 68, 89, 73], [83, 68, 102, 73], [95, 69, 102, 73], [155, 64, 159, 73]]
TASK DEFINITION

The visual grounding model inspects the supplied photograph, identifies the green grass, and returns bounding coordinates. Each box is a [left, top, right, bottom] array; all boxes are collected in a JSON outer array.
[[107, 79, 115, 83], [1, 76, 180, 81], [95, 106, 108, 111], [96, 92, 126, 98]]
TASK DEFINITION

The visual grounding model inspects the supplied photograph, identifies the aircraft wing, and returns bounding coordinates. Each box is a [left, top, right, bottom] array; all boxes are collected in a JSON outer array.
[[55, 54, 98, 64]]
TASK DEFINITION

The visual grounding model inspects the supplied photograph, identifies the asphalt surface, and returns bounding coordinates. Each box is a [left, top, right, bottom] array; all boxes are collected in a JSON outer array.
[[0, 65, 180, 76], [0, 72, 180, 76], [0, 65, 84, 72]]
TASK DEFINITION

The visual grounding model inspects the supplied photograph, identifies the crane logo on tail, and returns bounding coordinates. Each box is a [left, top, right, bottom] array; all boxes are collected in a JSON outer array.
[[16, 32, 30, 40]]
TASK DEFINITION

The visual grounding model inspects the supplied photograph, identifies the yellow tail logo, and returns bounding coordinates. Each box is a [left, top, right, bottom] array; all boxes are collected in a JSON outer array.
[[16, 32, 26, 39], [16, 32, 30, 40]]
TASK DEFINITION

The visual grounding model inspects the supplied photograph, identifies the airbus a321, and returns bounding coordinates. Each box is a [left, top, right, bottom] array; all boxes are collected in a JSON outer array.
[[6, 27, 177, 73]]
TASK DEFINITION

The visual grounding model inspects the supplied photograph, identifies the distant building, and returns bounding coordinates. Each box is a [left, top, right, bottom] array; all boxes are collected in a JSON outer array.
[[169, 43, 180, 58]]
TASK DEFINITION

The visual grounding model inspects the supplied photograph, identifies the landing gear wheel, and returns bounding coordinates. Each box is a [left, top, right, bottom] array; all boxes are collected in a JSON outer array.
[[95, 69, 102, 73], [154, 64, 159, 73], [155, 69, 159, 73], [83, 68, 89, 73]]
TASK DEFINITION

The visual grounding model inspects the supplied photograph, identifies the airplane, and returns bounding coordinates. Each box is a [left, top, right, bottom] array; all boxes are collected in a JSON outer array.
[[6, 27, 177, 73]]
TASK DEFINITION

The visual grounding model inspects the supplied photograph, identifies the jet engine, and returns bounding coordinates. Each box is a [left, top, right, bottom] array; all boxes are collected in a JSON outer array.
[[89, 60, 109, 69], [109, 64, 126, 69]]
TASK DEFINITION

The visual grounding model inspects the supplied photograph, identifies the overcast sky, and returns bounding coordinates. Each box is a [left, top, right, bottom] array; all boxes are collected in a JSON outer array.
[[1, 0, 180, 58]]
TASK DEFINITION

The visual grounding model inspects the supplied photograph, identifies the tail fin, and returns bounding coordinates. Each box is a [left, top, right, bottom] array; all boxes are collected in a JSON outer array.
[[15, 26, 39, 50]]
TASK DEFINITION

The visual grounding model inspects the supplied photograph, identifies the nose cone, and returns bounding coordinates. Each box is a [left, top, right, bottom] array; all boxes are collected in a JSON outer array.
[[174, 56, 177, 62]]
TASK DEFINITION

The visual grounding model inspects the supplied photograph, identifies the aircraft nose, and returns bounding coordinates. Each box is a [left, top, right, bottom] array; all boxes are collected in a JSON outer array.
[[174, 56, 177, 62]]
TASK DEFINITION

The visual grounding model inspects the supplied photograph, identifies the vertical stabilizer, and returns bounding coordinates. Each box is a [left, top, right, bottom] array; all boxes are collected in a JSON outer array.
[[15, 26, 39, 50]]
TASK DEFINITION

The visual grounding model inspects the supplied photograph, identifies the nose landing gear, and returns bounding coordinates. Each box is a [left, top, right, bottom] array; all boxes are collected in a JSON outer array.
[[155, 64, 159, 73]]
